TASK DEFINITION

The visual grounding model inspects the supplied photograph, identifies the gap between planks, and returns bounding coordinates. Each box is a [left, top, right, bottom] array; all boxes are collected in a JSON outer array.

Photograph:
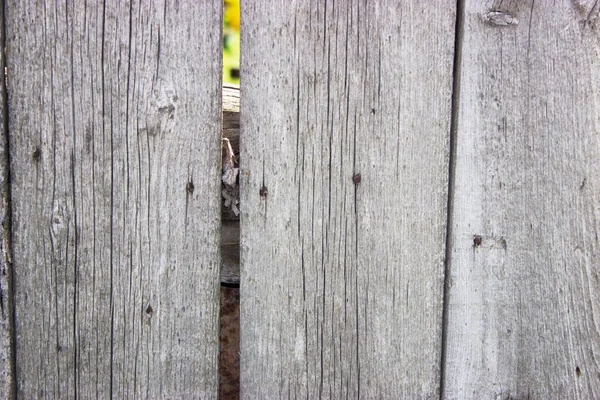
[[221, 83, 240, 285]]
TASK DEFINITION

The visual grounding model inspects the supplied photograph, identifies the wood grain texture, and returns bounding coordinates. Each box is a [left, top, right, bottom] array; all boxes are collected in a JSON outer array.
[[0, 2, 15, 397], [240, 1, 456, 398], [443, 1, 600, 398], [7, 1, 222, 398]]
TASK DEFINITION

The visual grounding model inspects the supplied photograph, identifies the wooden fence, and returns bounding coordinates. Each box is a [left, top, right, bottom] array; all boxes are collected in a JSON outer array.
[[0, 1, 599, 399]]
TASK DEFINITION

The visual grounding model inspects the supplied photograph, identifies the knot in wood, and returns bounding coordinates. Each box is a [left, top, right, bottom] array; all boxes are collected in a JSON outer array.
[[483, 11, 519, 26]]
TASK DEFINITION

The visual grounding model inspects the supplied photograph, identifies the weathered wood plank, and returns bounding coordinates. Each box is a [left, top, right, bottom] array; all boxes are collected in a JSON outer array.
[[443, 1, 600, 398], [240, 2, 456, 398], [7, 1, 222, 398], [0, 2, 15, 397]]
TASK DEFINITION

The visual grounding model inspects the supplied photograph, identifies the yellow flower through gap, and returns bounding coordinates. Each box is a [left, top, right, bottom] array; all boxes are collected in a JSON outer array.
[[223, 0, 240, 84]]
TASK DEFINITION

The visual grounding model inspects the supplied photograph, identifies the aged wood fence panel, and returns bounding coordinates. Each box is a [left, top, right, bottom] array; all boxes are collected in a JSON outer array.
[[443, 1, 600, 399], [6, 1, 222, 398], [240, 1, 456, 398], [0, 1, 598, 399]]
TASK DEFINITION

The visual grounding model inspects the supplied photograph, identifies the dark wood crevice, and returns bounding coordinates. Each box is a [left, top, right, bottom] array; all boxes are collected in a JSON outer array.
[[221, 84, 240, 286], [219, 84, 241, 400]]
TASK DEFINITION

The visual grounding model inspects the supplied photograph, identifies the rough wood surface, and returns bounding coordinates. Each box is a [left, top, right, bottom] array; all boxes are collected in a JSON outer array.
[[240, 2, 456, 398], [0, 2, 14, 397], [443, 1, 600, 398], [6, 1, 222, 398]]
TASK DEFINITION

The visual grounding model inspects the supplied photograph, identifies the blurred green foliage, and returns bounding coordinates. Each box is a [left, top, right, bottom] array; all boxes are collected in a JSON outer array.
[[223, 0, 240, 85]]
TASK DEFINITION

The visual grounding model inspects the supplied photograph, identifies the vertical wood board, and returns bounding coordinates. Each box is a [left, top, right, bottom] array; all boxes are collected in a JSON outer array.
[[240, 1, 456, 398], [0, 2, 14, 397], [7, 1, 222, 398], [443, 1, 600, 398]]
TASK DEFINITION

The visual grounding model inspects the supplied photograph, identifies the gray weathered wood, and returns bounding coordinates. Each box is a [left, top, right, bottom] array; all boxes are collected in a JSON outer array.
[[443, 1, 600, 398], [7, 1, 222, 398], [0, 2, 15, 397], [240, 2, 456, 398]]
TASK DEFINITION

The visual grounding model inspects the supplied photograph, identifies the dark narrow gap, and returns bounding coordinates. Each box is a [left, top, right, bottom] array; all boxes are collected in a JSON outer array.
[[67, 2, 79, 395], [220, 2, 240, 399], [219, 284, 240, 399], [439, 1, 465, 399], [219, 107, 240, 398], [0, 0, 16, 398], [219, 84, 240, 399], [99, 2, 114, 397]]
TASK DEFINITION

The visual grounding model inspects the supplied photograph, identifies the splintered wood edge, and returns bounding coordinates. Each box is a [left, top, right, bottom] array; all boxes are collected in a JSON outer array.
[[221, 84, 240, 285]]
